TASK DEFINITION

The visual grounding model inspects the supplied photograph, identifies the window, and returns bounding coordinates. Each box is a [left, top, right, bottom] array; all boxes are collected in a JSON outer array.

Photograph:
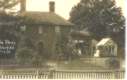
[[20, 25, 26, 31], [38, 26, 43, 34], [55, 26, 60, 33]]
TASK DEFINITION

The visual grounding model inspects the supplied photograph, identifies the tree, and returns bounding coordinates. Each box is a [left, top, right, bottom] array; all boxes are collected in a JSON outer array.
[[105, 58, 120, 69], [0, 0, 19, 13], [69, 0, 125, 58], [0, 0, 20, 59], [69, 0, 125, 42], [0, 0, 20, 42]]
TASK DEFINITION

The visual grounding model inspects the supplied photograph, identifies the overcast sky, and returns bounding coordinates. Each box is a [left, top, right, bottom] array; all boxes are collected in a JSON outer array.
[[24, 0, 125, 19]]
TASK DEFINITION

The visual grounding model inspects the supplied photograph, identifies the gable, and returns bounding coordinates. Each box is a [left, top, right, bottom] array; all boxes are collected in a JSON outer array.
[[97, 38, 116, 47]]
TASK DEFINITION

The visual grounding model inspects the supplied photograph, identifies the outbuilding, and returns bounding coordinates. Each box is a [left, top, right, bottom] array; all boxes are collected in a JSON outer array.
[[94, 38, 117, 57]]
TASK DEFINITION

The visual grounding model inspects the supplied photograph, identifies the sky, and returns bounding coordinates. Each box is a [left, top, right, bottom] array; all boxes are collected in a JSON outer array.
[[23, 0, 125, 20]]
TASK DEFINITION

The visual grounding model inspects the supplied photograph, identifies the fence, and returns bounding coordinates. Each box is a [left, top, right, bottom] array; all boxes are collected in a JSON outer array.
[[52, 70, 125, 79], [0, 69, 125, 79]]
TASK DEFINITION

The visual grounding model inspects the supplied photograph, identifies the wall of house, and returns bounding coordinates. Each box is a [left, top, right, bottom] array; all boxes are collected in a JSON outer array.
[[26, 25, 56, 56], [18, 24, 71, 59], [53, 26, 71, 58]]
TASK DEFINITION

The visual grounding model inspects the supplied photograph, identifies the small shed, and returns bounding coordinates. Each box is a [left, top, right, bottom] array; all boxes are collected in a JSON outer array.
[[94, 38, 117, 57]]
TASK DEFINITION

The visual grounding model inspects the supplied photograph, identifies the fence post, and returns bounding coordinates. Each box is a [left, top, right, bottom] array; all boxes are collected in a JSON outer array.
[[112, 71, 116, 79], [48, 68, 55, 79]]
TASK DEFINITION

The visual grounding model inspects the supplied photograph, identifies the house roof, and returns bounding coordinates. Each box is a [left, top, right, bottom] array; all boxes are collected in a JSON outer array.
[[97, 38, 115, 46], [19, 11, 74, 26], [79, 29, 91, 37], [71, 28, 91, 39], [71, 31, 90, 37]]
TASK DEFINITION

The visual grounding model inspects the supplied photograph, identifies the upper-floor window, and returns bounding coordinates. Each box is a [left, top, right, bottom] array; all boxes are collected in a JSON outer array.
[[38, 26, 43, 34], [55, 26, 60, 33], [20, 25, 26, 31]]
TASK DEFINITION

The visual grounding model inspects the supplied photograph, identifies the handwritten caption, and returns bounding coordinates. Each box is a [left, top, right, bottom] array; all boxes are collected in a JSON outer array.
[[0, 40, 16, 54]]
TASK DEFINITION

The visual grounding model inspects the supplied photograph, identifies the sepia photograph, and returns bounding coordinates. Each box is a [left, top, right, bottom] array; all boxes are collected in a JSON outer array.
[[0, 0, 126, 79]]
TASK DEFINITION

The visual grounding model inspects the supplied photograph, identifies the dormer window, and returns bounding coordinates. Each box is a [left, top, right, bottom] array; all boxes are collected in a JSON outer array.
[[20, 25, 26, 31], [55, 26, 60, 33], [38, 26, 43, 34]]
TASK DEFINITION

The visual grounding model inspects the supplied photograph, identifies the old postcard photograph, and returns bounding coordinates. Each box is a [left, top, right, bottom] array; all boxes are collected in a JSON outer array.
[[0, 0, 125, 79]]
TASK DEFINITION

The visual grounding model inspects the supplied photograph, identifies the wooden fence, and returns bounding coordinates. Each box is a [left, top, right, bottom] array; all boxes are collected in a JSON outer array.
[[0, 69, 125, 79]]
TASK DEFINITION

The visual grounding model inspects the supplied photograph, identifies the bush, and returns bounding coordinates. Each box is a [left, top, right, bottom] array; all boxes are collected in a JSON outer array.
[[15, 47, 34, 65], [105, 58, 120, 69]]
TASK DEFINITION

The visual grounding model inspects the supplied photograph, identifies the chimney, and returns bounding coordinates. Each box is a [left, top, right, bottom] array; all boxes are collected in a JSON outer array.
[[49, 1, 55, 13], [20, 0, 26, 13]]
